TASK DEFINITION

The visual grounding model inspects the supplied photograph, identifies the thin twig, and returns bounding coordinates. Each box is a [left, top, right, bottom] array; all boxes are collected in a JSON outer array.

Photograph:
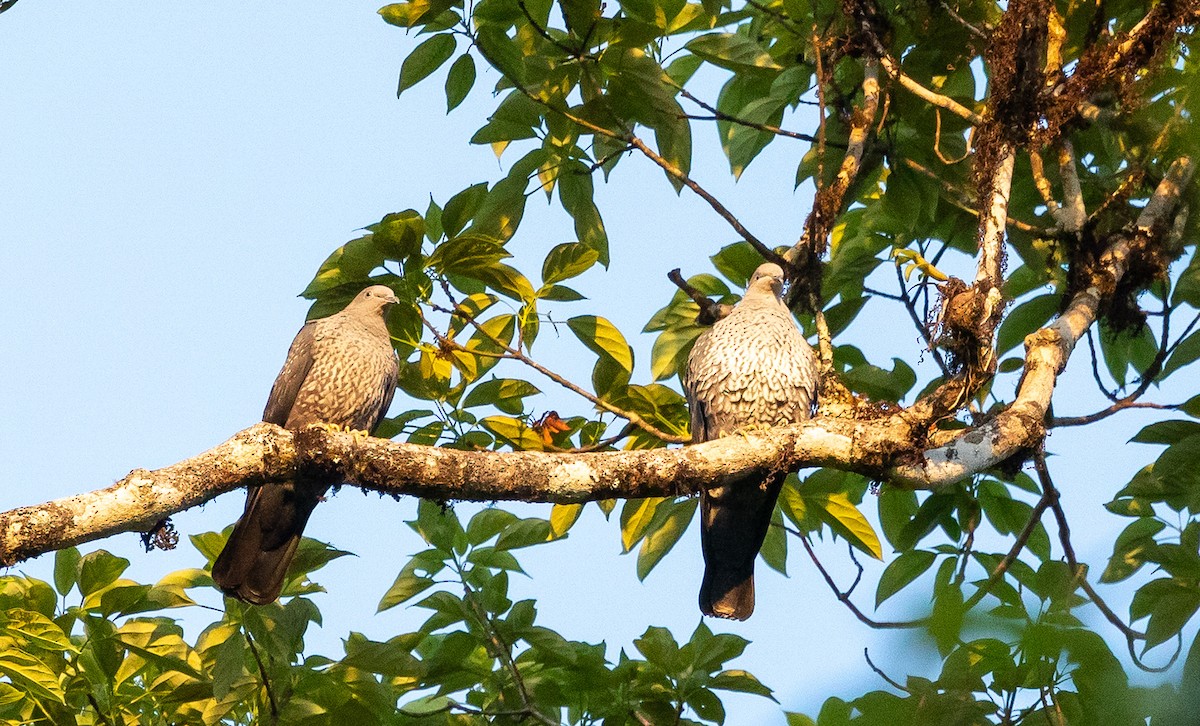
[[668, 267, 733, 325], [675, 86, 818, 143], [1050, 399, 1177, 427], [901, 157, 1051, 236], [936, 0, 988, 38], [792, 528, 926, 629], [625, 135, 784, 266], [85, 693, 113, 726], [744, 0, 806, 36], [895, 263, 950, 375], [547, 422, 636, 452], [961, 491, 1053, 613], [245, 630, 279, 722], [518, 0, 585, 56], [1032, 452, 1181, 674], [875, 55, 983, 125], [1085, 329, 1122, 402], [459, 560, 559, 725], [863, 648, 908, 691], [469, 30, 782, 268], [434, 284, 689, 443]]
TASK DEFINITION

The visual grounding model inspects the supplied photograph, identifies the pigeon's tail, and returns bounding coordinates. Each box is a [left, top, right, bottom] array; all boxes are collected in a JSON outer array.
[[698, 474, 784, 621], [212, 481, 323, 605]]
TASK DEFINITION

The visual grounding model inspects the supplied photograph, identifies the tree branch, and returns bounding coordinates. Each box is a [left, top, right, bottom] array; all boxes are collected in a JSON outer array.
[[2, 163, 1190, 565], [890, 156, 1194, 485], [877, 55, 983, 126]]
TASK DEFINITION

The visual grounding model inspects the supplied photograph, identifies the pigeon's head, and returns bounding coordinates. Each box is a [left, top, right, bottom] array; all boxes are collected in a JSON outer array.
[[351, 285, 401, 313], [747, 263, 786, 300]]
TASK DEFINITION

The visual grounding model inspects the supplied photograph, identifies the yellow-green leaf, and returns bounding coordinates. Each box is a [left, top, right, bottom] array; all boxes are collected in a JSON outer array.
[[637, 498, 698, 580], [810, 492, 883, 560], [480, 415, 544, 451], [621, 497, 665, 552], [568, 315, 634, 371], [550, 504, 583, 538]]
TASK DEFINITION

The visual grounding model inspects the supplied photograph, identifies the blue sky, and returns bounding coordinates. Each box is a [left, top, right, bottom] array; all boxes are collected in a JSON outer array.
[[0, 1, 1191, 721]]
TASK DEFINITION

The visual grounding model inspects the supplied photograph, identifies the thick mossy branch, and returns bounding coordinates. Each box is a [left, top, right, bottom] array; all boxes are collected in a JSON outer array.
[[1, 144, 1190, 569]]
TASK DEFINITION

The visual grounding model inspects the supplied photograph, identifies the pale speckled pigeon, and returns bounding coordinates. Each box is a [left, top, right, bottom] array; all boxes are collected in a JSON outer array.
[[212, 285, 399, 605], [684, 263, 819, 620]]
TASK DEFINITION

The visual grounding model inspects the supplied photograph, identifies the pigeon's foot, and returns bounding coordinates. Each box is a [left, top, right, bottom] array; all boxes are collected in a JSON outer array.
[[312, 422, 371, 440]]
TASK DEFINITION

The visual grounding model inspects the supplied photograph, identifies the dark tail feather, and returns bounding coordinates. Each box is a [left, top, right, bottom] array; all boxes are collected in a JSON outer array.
[[698, 474, 784, 620], [212, 481, 323, 605], [699, 558, 756, 620]]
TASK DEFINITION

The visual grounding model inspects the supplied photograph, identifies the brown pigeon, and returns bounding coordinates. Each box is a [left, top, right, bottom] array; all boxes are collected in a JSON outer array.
[[684, 263, 819, 620], [212, 285, 399, 604]]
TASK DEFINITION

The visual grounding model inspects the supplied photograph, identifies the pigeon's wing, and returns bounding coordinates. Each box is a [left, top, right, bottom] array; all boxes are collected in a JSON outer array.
[[262, 323, 316, 426]]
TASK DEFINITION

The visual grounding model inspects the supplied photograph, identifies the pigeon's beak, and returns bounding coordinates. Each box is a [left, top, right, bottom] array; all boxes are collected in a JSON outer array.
[[384, 292, 400, 306]]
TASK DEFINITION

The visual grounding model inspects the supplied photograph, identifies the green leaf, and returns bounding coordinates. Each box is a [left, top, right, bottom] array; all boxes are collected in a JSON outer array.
[[466, 508, 518, 545], [808, 492, 883, 560], [1131, 578, 1200, 650], [77, 550, 130, 598], [634, 626, 680, 669], [1162, 329, 1200, 379], [441, 183, 488, 238], [894, 493, 956, 550], [876, 550, 936, 607], [53, 547, 80, 597], [722, 96, 786, 179], [481, 414, 544, 450], [995, 294, 1057, 355], [542, 242, 600, 285], [877, 487, 918, 551], [475, 26, 526, 84], [655, 111, 692, 192], [650, 317, 704, 381], [472, 262, 536, 302], [685, 33, 783, 73], [558, 162, 609, 264], [550, 503, 583, 537], [462, 378, 541, 414], [538, 283, 586, 301], [568, 315, 634, 371], [1155, 434, 1200, 510], [760, 506, 788, 575], [839, 357, 917, 402], [3, 609, 77, 653], [1100, 323, 1157, 388], [712, 669, 775, 698], [410, 499, 465, 553], [930, 559, 965, 654], [427, 233, 509, 275], [380, 0, 456, 27], [397, 34, 457, 96], [378, 571, 436, 611], [685, 688, 726, 722], [495, 518, 553, 550], [444, 53, 475, 112], [636, 498, 697, 579], [1101, 517, 1164, 583], [0, 649, 66, 703], [1130, 419, 1200, 445], [1180, 393, 1200, 419], [621, 497, 665, 552]]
